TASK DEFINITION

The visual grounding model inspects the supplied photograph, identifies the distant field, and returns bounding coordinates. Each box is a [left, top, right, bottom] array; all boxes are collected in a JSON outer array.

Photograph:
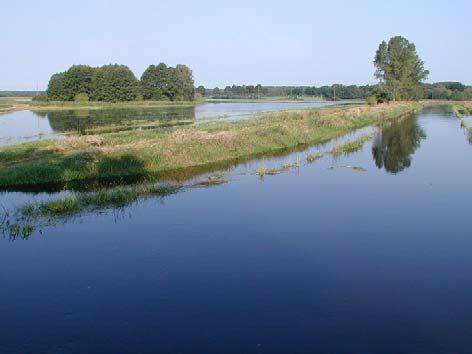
[[0, 97, 31, 114]]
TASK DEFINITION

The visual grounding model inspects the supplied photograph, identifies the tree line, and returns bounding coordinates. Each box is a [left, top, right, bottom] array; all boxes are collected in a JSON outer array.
[[31, 37, 472, 104], [196, 82, 472, 101], [0, 91, 45, 97], [202, 84, 376, 100], [422, 82, 472, 101], [40, 63, 195, 102]]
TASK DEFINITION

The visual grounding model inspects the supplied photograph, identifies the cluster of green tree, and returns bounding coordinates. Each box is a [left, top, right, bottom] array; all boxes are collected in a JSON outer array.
[[422, 82, 472, 101], [0, 91, 45, 97], [42, 63, 194, 102]]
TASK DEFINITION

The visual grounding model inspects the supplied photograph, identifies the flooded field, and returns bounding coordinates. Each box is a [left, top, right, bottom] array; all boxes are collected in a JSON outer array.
[[0, 100, 334, 146]]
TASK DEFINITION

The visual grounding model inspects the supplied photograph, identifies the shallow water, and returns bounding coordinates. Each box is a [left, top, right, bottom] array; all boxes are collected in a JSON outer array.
[[1, 107, 472, 354], [0, 100, 333, 146]]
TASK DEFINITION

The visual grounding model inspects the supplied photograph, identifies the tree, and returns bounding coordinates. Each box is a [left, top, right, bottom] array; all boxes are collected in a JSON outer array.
[[196, 85, 206, 96], [140, 63, 171, 100], [62, 65, 96, 101], [46, 72, 66, 100], [212, 87, 221, 97], [374, 36, 429, 101], [172, 64, 195, 101], [92, 64, 140, 102]]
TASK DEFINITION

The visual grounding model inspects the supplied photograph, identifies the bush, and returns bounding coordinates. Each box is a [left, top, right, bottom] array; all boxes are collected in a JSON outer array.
[[32, 93, 49, 102], [74, 93, 90, 102], [366, 95, 378, 105]]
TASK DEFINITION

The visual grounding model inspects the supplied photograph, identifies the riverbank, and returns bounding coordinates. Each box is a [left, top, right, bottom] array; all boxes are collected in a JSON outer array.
[[0, 98, 31, 115], [0, 102, 431, 189]]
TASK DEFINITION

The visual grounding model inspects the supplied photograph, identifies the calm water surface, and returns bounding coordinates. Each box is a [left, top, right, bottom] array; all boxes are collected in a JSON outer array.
[[1, 107, 472, 353], [0, 100, 333, 146]]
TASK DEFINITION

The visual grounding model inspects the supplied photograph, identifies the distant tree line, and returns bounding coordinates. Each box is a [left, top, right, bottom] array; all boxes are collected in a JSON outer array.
[[195, 82, 472, 102], [40, 63, 195, 102], [0, 91, 45, 97], [422, 82, 472, 101], [205, 84, 377, 100]]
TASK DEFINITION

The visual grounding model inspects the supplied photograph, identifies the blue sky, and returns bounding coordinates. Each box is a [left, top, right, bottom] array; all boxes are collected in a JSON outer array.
[[2, 0, 471, 90]]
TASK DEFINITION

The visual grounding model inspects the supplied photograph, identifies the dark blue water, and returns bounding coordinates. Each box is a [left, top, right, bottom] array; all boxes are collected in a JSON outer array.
[[1, 107, 472, 353]]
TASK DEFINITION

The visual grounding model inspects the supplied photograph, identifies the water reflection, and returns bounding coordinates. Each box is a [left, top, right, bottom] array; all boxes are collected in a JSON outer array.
[[34, 106, 196, 135], [372, 116, 426, 173]]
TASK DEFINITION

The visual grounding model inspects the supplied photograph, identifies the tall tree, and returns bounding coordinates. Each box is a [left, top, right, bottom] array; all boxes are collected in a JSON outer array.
[[62, 65, 96, 101], [140, 63, 170, 100], [374, 36, 429, 101], [173, 64, 195, 101], [46, 72, 66, 101]]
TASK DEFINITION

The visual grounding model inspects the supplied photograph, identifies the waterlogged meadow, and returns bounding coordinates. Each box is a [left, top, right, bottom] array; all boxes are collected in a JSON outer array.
[[0, 100, 334, 146], [1, 105, 472, 353]]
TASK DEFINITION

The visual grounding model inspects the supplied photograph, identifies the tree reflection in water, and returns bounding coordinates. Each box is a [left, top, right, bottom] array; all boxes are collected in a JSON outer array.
[[372, 116, 426, 174], [33, 106, 196, 135]]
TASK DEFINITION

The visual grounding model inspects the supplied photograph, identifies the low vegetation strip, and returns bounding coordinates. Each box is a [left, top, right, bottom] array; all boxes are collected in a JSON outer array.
[[21, 184, 180, 218], [0, 98, 31, 115], [1, 184, 180, 239], [330, 133, 375, 157], [0, 102, 426, 188], [30, 99, 202, 111]]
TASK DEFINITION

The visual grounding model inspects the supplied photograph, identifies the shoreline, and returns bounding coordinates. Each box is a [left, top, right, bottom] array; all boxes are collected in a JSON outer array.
[[29, 99, 204, 111]]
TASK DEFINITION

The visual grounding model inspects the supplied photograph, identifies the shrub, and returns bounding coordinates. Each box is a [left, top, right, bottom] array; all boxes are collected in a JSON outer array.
[[74, 93, 90, 102], [366, 95, 378, 105], [32, 93, 49, 102]]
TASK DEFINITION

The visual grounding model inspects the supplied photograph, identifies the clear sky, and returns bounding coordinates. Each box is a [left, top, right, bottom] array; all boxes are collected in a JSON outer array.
[[2, 0, 471, 90]]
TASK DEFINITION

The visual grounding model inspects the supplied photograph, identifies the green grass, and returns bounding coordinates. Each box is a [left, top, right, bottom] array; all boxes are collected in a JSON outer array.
[[22, 184, 180, 217], [255, 159, 303, 178], [1, 183, 180, 239], [0, 102, 427, 189], [451, 104, 470, 118], [306, 152, 324, 163], [330, 133, 375, 157]]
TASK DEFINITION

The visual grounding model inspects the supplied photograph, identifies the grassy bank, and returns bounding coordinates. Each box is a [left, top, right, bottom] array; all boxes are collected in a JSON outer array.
[[0, 102, 427, 189]]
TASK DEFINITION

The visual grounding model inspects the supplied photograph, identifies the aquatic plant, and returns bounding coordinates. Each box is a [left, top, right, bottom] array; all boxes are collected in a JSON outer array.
[[306, 152, 323, 163], [451, 104, 470, 118], [22, 184, 180, 218], [330, 134, 374, 158]]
